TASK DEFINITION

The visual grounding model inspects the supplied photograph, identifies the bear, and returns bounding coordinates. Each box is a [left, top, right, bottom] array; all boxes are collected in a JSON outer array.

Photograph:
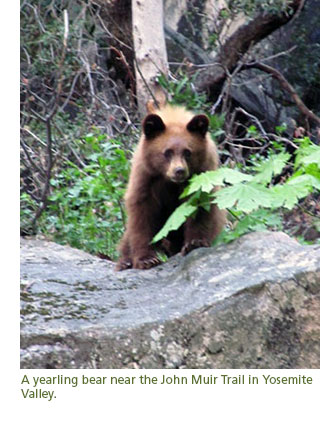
[[116, 101, 225, 271]]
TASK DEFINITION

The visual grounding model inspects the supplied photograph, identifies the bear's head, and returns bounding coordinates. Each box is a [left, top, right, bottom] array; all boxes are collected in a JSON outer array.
[[142, 109, 210, 183]]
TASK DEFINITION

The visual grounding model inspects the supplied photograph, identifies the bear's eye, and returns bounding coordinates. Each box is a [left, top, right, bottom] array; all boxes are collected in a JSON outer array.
[[183, 149, 192, 159], [164, 149, 173, 159]]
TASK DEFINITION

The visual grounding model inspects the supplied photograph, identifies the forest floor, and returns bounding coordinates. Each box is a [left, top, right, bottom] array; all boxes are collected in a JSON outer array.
[[283, 194, 320, 243]]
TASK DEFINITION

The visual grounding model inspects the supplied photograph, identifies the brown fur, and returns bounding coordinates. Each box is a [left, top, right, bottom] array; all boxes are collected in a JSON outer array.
[[116, 104, 226, 270]]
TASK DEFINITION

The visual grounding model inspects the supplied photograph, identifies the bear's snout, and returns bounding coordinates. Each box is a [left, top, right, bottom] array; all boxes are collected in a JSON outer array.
[[166, 156, 189, 183], [173, 166, 187, 182]]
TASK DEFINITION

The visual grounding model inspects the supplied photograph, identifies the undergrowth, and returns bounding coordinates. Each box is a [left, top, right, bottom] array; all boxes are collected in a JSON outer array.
[[21, 131, 131, 259]]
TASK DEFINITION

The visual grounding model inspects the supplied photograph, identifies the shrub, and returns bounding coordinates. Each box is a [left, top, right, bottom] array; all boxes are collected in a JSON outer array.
[[153, 137, 320, 245], [37, 131, 131, 259]]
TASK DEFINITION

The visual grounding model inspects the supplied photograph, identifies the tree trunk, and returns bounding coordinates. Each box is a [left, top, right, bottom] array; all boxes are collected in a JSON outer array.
[[132, 0, 168, 116]]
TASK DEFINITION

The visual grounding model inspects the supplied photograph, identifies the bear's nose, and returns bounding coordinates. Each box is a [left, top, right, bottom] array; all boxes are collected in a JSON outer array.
[[174, 167, 186, 179]]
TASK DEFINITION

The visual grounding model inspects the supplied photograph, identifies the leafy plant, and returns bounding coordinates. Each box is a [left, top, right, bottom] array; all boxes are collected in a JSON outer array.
[[157, 72, 209, 112], [153, 137, 320, 245], [37, 131, 130, 259]]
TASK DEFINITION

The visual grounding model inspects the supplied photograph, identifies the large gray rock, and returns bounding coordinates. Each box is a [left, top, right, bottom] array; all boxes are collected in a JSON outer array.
[[20, 232, 320, 369]]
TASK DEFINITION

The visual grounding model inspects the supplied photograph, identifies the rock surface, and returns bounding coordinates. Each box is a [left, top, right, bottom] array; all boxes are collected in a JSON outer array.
[[20, 232, 320, 369]]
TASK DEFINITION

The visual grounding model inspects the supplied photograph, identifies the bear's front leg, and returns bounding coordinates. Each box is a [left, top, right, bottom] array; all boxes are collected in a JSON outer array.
[[131, 232, 161, 270], [181, 209, 212, 256], [181, 204, 225, 255], [126, 200, 162, 270]]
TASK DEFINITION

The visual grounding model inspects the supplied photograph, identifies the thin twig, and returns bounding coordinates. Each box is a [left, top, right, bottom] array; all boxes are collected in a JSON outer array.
[[133, 58, 160, 108], [20, 136, 45, 176], [258, 45, 297, 64], [298, 204, 320, 219], [47, 9, 69, 120]]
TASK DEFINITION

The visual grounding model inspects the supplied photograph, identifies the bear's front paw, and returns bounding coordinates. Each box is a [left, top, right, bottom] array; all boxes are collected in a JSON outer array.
[[181, 239, 210, 256], [134, 255, 162, 270], [115, 258, 133, 271]]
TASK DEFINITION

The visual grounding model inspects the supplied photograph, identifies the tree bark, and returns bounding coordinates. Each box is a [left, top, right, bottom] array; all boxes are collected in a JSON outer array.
[[132, 0, 168, 116], [195, 0, 306, 99]]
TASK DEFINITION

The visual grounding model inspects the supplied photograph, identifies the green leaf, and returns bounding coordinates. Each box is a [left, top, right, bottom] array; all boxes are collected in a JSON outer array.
[[214, 183, 275, 213], [270, 174, 317, 209], [181, 168, 252, 198], [209, 113, 225, 132], [252, 152, 290, 184], [275, 123, 287, 135], [175, 76, 188, 94], [152, 203, 197, 243], [299, 148, 320, 167], [68, 185, 81, 198], [288, 174, 320, 191], [219, 168, 253, 184], [294, 137, 320, 169], [247, 125, 258, 135]]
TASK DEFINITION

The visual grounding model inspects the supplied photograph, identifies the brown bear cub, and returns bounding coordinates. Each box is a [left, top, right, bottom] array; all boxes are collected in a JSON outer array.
[[116, 102, 225, 271]]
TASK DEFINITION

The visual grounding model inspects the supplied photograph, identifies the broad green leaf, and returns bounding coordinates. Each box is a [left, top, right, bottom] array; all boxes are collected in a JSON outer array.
[[252, 152, 290, 184], [219, 168, 253, 184], [152, 203, 197, 243], [293, 163, 320, 181], [288, 174, 320, 191], [270, 186, 301, 209], [270, 175, 316, 209], [181, 168, 252, 198], [294, 138, 320, 169], [299, 148, 320, 167], [214, 183, 275, 213], [182, 171, 218, 197]]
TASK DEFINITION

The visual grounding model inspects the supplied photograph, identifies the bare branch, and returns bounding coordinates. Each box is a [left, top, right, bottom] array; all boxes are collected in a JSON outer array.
[[47, 9, 69, 120], [20, 136, 46, 176], [242, 62, 320, 126], [235, 107, 268, 136], [31, 118, 54, 230]]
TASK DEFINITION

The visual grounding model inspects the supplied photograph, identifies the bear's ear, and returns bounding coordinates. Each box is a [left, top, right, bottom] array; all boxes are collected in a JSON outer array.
[[187, 114, 209, 137], [143, 114, 166, 139]]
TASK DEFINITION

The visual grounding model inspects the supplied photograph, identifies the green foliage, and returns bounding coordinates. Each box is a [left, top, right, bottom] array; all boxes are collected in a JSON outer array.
[[20, 193, 38, 235], [152, 203, 197, 244], [217, 209, 283, 244], [21, 1, 81, 79], [157, 72, 209, 112], [37, 131, 130, 259], [228, 0, 290, 16], [152, 137, 320, 245], [251, 152, 290, 184]]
